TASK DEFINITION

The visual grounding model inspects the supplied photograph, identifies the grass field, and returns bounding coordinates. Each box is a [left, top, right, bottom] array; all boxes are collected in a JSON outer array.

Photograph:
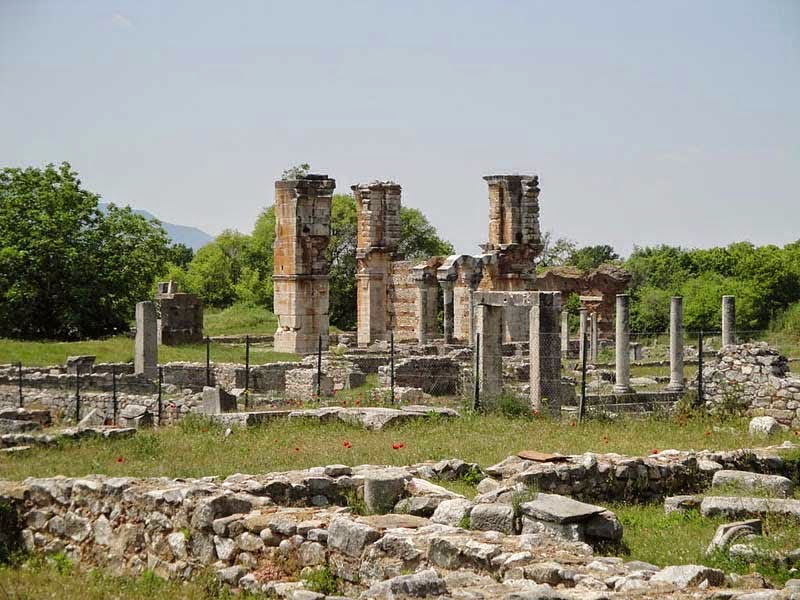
[[1, 412, 796, 481], [0, 304, 294, 367], [1, 413, 799, 592]]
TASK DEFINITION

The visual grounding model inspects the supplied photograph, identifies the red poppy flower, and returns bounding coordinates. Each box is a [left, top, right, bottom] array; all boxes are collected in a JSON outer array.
[[570, 421, 576, 427], [343, 441, 352, 449], [651, 448, 659, 454], [355, 400, 361, 406], [392, 443, 404, 450], [341, 400, 347, 407], [705, 430, 711, 436], [294, 447, 300, 452], [116, 456, 124, 463]]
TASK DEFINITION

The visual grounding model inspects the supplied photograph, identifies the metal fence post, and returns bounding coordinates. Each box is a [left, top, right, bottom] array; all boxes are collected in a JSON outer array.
[[473, 332, 481, 411], [157, 366, 163, 425], [17, 361, 23, 408], [205, 336, 211, 387], [390, 332, 395, 405], [75, 366, 81, 423], [316, 334, 322, 398], [244, 335, 250, 410], [697, 330, 704, 407], [579, 330, 588, 423], [112, 365, 118, 425]]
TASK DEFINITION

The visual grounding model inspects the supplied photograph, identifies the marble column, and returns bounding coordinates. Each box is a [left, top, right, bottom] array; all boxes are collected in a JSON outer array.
[[135, 301, 158, 379], [613, 294, 633, 394], [560, 310, 569, 356], [722, 295, 736, 347], [667, 296, 685, 392], [590, 312, 599, 363], [578, 308, 588, 364], [441, 280, 455, 344], [415, 281, 428, 345], [476, 304, 503, 403]]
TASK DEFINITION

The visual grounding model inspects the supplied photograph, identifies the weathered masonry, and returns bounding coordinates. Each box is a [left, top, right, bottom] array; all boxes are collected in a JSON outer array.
[[272, 175, 335, 354], [354, 181, 402, 347], [154, 281, 203, 345]]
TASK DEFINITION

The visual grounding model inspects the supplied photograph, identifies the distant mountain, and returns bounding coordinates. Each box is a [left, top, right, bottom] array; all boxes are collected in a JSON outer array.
[[99, 203, 214, 251]]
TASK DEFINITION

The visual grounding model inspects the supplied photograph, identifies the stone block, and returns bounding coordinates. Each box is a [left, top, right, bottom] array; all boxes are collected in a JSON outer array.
[[712, 470, 794, 498], [65, 355, 95, 375], [202, 387, 237, 414]]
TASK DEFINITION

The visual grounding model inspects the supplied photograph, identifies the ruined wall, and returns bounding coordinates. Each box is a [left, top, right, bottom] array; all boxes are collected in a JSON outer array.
[[273, 175, 335, 354], [535, 264, 630, 337], [386, 259, 442, 342], [703, 343, 800, 428], [354, 182, 401, 347], [155, 291, 203, 345]]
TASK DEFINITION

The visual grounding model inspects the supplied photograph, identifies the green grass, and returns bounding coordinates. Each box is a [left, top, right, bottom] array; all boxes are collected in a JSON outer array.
[[0, 336, 296, 367], [203, 304, 278, 337], [0, 303, 293, 367], [611, 503, 800, 585], [0, 556, 266, 599], [1, 413, 796, 481]]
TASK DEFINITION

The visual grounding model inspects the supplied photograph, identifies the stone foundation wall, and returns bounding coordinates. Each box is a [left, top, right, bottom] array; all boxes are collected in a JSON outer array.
[[378, 357, 461, 395], [703, 343, 800, 428]]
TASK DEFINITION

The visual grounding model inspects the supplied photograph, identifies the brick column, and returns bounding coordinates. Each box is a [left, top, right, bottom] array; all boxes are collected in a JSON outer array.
[[415, 280, 428, 345], [441, 280, 455, 344], [476, 303, 503, 403]]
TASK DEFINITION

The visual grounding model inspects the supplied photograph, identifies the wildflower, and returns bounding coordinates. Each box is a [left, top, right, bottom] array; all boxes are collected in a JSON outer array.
[[294, 447, 300, 452], [392, 443, 404, 450], [116, 456, 124, 463], [570, 421, 576, 427], [705, 430, 711, 437], [355, 399, 361, 406], [533, 409, 539, 417], [651, 448, 659, 454], [343, 441, 352, 449]]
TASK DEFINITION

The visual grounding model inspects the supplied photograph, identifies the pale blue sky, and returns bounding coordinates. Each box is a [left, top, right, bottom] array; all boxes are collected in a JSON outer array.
[[1, 1, 798, 255]]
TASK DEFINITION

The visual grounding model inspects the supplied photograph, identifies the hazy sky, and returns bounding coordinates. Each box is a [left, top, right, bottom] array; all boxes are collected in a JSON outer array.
[[2, 1, 798, 256]]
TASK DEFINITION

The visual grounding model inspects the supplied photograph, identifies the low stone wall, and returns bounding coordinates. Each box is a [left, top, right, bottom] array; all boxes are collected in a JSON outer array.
[[482, 443, 798, 503], [378, 357, 461, 395], [703, 343, 800, 428]]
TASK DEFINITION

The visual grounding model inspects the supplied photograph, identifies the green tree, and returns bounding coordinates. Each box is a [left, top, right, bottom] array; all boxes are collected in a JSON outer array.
[[397, 207, 455, 261], [0, 163, 170, 339], [566, 244, 619, 271], [537, 231, 577, 268], [182, 230, 251, 308], [166, 243, 194, 269]]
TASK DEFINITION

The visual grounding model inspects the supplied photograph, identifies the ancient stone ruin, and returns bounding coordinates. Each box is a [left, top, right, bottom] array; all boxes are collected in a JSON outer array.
[[154, 280, 203, 345]]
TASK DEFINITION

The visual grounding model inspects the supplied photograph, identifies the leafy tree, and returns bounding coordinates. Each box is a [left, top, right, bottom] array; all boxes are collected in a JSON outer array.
[[0, 163, 170, 339], [182, 230, 250, 308], [281, 163, 311, 180], [566, 244, 619, 271], [396, 207, 454, 261], [537, 231, 577, 268], [166, 243, 194, 269], [328, 195, 359, 329]]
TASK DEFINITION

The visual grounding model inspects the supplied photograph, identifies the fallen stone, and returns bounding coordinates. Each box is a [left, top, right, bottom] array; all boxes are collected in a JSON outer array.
[[700, 496, 800, 520], [650, 564, 725, 589], [77, 408, 104, 430], [202, 386, 237, 414], [706, 519, 762, 556], [712, 470, 795, 498], [584, 510, 623, 542], [363, 468, 409, 515], [362, 568, 447, 599], [327, 517, 380, 557], [469, 503, 515, 534], [519, 493, 606, 524], [749, 416, 781, 437], [0, 418, 40, 434], [664, 495, 702, 514], [431, 498, 473, 526]]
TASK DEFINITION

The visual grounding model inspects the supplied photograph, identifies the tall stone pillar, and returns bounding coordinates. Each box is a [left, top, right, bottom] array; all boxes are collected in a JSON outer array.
[[722, 295, 736, 347], [415, 280, 428, 345], [667, 296, 685, 392], [273, 175, 335, 354], [578, 308, 588, 364], [135, 301, 158, 379], [590, 312, 599, 363], [441, 280, 455, 344], [354, 181, 401, 347], [530, 292, 562, 413], [560, 310, 569, 356], [613, 294, 633, 394], [476, 303, 503, 404]]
